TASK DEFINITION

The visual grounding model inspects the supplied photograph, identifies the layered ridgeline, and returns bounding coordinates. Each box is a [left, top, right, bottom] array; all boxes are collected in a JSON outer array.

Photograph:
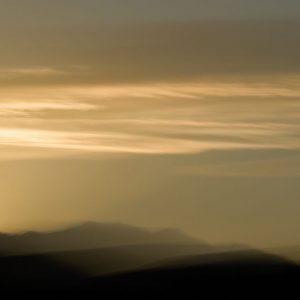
[[0, 222, 245, 279], [0, 223, 299, 293], [83, 250, 300, 296]]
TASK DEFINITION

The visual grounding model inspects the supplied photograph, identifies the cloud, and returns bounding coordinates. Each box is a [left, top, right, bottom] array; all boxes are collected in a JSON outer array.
[[0, 101, 98, 116], [3, 77, 299, 101], [0, 128, 266, 156], [1, 21, 300, 86], [0, 67, 66, 78], [0, 77, 299, 159], [39, 81, 300, 100], [1, 0, 300, 27]]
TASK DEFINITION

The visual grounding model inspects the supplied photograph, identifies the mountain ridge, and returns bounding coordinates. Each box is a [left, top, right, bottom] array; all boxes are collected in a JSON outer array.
[[0, 222, 202, 255]]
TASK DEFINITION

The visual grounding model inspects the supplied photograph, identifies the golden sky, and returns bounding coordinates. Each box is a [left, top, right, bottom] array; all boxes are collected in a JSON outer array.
[[0, 1, 300, 247]]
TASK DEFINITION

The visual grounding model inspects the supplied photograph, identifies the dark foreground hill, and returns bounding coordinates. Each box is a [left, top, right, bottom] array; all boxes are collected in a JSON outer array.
[[0, 248, 300, 296], [0, 223, 299, 296], [82, 250, 300, 297], [0, 243, 214, 278]]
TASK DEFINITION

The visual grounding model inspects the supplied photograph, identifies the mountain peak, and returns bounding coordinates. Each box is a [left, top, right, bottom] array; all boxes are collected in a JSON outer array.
[[0, 222, 201, 255]]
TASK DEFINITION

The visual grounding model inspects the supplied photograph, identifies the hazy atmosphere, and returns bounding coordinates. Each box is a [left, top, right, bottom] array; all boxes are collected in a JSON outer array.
[[1, 0, 300, 248]]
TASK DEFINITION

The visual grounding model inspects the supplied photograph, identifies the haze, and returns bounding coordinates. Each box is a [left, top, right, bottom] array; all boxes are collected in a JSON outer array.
[[0, 1, 300, 247]]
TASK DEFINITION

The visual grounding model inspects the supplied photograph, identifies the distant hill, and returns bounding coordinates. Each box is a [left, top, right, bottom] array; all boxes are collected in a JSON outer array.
[[0, 222, 202, 255]]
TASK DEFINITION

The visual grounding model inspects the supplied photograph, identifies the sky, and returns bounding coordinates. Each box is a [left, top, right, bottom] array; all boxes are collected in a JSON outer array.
[[0, 1, 300, 247]]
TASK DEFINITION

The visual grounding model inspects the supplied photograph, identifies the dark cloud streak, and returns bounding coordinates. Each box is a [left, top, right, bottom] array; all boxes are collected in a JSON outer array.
[[1, 0, 300, 26], [1, 21, 299, 86]]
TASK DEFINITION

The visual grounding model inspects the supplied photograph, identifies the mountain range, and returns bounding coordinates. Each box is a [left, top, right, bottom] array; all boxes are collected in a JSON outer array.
[[0, 222, 299, 295], [0, 222, 205, 255]]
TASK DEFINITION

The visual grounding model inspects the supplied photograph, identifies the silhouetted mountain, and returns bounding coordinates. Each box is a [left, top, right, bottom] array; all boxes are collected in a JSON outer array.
[[24, 243, 217, 276], [2, 222, 295, 295], [0, 222, 201, 255], [0, 241, 299, 295], [267, 245, 300, 264], [0, 254, 83, 290], [82, 250, 300, 296]]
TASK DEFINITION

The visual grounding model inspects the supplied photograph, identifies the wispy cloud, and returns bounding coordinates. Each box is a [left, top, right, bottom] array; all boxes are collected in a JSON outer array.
[[52, 81, 300, 100], [0, 67, 66, 78], [0, 77, 300, 159], [0, 102, 98, 116], [0, 128, 292, 156]]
